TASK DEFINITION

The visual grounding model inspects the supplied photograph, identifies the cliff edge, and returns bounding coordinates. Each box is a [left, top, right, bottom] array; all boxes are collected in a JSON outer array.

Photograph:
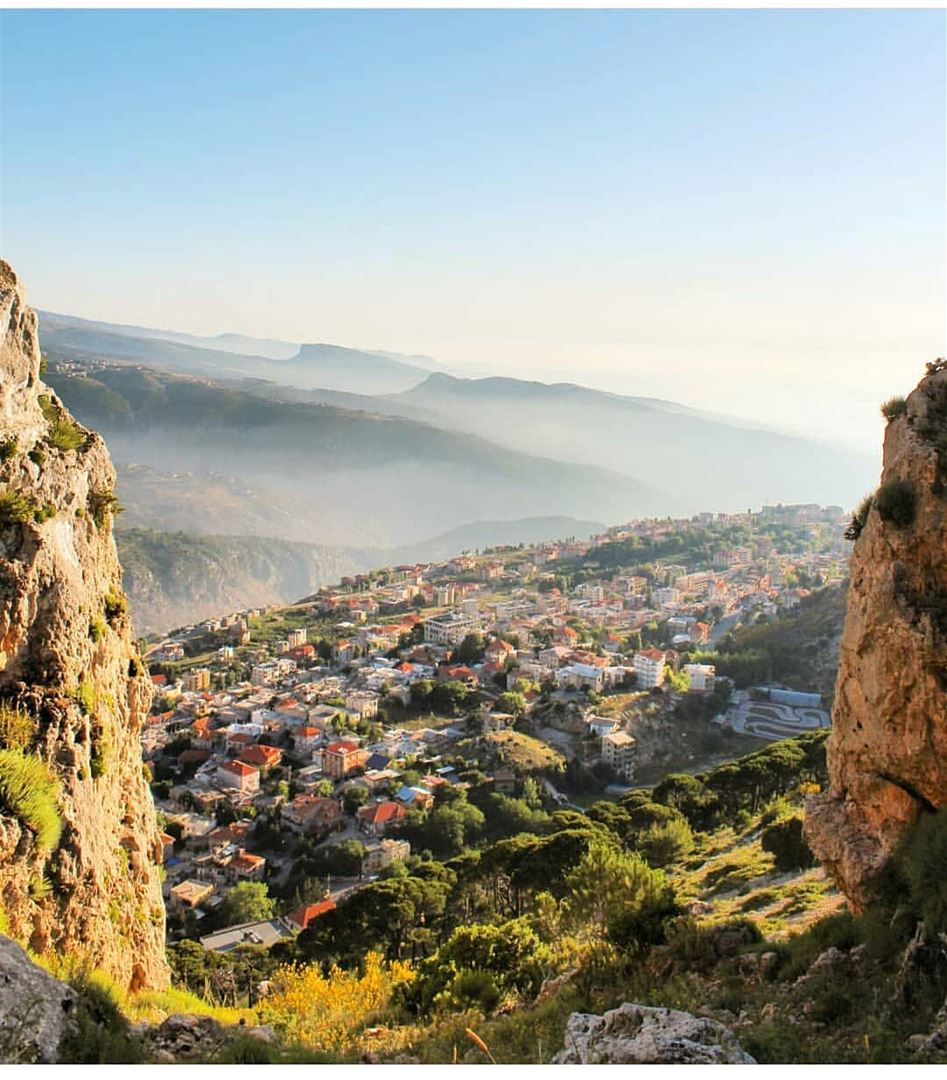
[[0, 262, 168, 988], [806, 360, 947, 910]]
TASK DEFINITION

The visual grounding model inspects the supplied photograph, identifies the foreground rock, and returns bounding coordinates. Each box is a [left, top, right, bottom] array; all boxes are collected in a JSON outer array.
[[0, 936, 77, 1063], [806, 360, 947, 910], [0, 262, 168, 988], [553, 1002, 756, 1064]]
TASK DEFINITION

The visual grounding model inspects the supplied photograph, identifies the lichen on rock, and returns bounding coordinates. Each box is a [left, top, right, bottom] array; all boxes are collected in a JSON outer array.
[[0, 261, 168, 989], [806, 359, 947, 911]]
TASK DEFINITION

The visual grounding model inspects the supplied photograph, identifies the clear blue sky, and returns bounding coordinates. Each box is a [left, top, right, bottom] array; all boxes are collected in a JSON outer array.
[[1, 9, 944, 449]]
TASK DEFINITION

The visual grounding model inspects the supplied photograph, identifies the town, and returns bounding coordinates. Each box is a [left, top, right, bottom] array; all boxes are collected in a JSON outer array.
[[142, 504, 846, 960]]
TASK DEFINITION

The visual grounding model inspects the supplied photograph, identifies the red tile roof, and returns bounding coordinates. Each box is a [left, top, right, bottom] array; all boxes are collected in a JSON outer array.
[[288, 899, 336, 929]]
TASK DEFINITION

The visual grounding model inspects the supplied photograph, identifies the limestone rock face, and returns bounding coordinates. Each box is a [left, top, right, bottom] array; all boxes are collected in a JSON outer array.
[[552, 1003, 756, 1064], [0, 261, 168, 988], [806, 361, 947, 910]]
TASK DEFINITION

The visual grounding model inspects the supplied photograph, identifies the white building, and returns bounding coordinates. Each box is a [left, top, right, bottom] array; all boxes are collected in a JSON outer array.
[[423, 610, 477, 646], [633, 649, 667, 689], [684, 663, 716, 693]]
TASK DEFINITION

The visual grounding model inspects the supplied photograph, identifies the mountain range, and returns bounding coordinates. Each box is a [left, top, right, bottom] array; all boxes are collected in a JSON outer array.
[[38, 307, 878, 631]]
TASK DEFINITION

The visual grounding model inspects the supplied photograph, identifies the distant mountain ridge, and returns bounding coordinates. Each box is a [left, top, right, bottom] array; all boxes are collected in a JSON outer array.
[[39, 310, 434, 394], [46, 365, 663, 549]]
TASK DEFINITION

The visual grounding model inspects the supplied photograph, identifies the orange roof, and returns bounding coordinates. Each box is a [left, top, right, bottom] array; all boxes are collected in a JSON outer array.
[[151, 674, 168, 686], [326, 741, 359, 754], [239, 744, 282, 768], [358, 801, 405, 825], [288, 899, 336, 929], [220, 759, 258, 777], [298, 726, 321, 738]]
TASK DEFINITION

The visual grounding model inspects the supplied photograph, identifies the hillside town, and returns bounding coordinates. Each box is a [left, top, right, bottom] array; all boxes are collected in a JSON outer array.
[[143, 504, 845, 956]]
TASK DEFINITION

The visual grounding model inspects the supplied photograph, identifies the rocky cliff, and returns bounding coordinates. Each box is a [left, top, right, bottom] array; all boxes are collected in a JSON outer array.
[[806, 360, 947, 909], [0, 262, 168, 988]]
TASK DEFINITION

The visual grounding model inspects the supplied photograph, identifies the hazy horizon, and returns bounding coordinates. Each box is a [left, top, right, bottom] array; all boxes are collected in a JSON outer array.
[[2, 8, 945, 454]]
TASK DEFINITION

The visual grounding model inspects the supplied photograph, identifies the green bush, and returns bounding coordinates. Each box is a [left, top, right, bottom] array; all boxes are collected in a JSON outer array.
[[880, 396, 908, 421], [844, 493, 873, 541], [0, 703, 34, 751], [89, 616, 107, 643], [0, 748, 62, 852], [104, 590, 128, 624], [28, 446, 45, 468], [875, 479, 917, 528], [32, 503, 56, 524], [895, 808, 947, 930], [74, 680, 97, 716], [0, 435, 18, 462], [38, 394, 85, 452], [0, 490, 35, 525], [88, 490, 123, 530], [760, 815, 816, 872]]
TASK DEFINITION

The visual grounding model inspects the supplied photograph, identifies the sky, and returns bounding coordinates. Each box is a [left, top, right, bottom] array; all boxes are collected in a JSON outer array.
[[1, 8, 944, 452]]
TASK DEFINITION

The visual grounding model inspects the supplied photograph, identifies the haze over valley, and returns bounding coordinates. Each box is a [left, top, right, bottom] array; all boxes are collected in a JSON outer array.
[[40, 311, 879, 631]]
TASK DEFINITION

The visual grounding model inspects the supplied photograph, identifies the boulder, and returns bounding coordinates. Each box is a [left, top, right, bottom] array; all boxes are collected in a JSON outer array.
[[552, 1002, 756, 1064], [0, 935, 77, 1063]]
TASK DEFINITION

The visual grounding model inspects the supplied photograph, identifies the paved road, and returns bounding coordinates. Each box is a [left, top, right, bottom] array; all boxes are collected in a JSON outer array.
[[707, 611, 741, 650]]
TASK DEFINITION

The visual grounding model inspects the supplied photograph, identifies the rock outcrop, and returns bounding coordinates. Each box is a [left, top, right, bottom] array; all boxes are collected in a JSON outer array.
[[806, 360, 947, 909], [0, 935, 77, 1062], [553, 1002, 755, 1064], [0, 262, 168, 988]]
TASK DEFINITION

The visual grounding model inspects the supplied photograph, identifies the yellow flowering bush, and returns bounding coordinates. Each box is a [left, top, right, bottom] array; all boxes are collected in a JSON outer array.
[[261, 951, 414, 1053]]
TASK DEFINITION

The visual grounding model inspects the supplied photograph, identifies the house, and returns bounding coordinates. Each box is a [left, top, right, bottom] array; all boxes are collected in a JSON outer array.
[[555, 663, 605, 693], [395, 785, 434, 810], [357, 799, 407, 836], [238, 744, 282, 772], [199, 918, 296, 953], [323, 740, 365, 780], [484, 638, 516, 669], [362, 838, 411, 876], [633, 649, 667, 689], [294, 726, 323, 755], [215, 760, 261, 794], [169, 879, 215, 912], [280, 795, 342, 837], [287, 899, 336, 931], [483, 710, 515, 734], [684, 663, 716, 693], [585, 714, 618, 737], [602, 731, 637, 780]]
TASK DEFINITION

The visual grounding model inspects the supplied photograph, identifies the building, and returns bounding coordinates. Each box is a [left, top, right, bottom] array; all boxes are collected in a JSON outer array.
[[280, 795, 342, 836], [362, 837, 411, 876], [183, 668, 211, 692], [169, 879, 214, 912], [287, 627, 308, 648], [287, 899, 336, 931], [323, 740, 365, 779], [423, 610, 477, 646], [684, 663, 716, 693], [199, 918, 295, 953], [633, 649, 667, 689], [238, 744, 283, 772], [357, 799, 407, 836], [215, 759, 260, 794], [601, 731, 637, 780]]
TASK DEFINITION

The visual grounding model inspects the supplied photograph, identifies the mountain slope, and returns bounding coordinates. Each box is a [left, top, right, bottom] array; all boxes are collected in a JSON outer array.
[[384, 373, 876, 513], [39, 311, 431, 394], [45, 364, 666, 548]]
